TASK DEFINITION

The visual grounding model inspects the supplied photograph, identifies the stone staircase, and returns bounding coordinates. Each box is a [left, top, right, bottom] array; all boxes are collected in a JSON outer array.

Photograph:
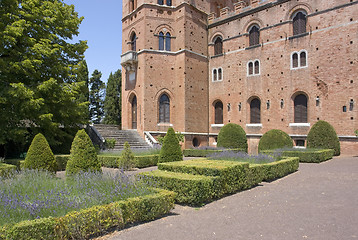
[[92, 124, 151, 151]]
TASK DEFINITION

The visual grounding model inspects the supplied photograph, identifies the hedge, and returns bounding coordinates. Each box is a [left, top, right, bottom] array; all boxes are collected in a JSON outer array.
[[0, 189, 175, 240], [3, 159, 22, 170], [217, 123, 248, 151], [140, 170, 219, 206], [250, 157, 299, 182], [258, 129, 293, 151], [158, 159, 249, 196], [55, 155, 70, 171], [159, 128, 183, 163], [261, 149, 334, 163], [183, 148, 247, 157], [99, 155, 159, 169], [0, 163, 16, 178]]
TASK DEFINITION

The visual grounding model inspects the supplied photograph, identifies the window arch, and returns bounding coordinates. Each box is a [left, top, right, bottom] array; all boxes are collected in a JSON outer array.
[[250, 98, 261, 123], [291, 50, 308, 69], [294, 94, 308, 123], [158, 31, 171, 51], [165, 32, 171, 51], [131, 95, 137, 129], [213, 36, 223, 55], [292, 11, 307, 36], [159, 94, 170, 123], [247, 60, 260, 76], [130, 32, 136, 51], [166, 0, 172, 6], [214, 101, 223, 124], [158, 0, 164, 5], [249, 25, 260, 46], [159, 32, 164, 50]]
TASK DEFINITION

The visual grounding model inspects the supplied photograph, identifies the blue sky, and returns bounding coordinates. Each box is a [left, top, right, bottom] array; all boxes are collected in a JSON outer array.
[[64, 0, 123, 83]]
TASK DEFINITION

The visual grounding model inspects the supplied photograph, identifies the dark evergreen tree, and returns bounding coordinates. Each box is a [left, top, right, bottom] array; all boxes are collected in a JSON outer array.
[[104, 70, 122, 126], [89, 70, 105, 123]]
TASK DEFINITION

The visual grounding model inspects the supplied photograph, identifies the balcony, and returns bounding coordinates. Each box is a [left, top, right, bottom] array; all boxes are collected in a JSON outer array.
[[121, 51, 138, 68]]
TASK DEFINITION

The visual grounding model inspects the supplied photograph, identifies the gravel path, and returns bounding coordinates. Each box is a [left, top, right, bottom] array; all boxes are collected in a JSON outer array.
[[96, 156, 358, 240]]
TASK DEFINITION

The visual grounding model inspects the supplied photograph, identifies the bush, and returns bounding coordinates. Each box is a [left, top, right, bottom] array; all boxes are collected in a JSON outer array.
[[66, 130, 101, 175], [0, 163, 16, 177], [98, 155, 121, 168], [23, 133, 57, 173], [141, 170, 218, 206], [3, 159, 22, 170], [261, 149, 334, 163], [217, 123, 248, 151], [183, 148, 247, 157], [307, 120, 340, 156], [120, 142, 135, 170], [259, 157, 299, 182], [258, 129, 293, 151], [158, 159, 250, 196], [355, 129, 358, 137], [99, 154, 159, 169], [55, 155, 70, 171], [104, 138, 116, 149], [159, 128, 183, 163], [1, 189, 175, 240]]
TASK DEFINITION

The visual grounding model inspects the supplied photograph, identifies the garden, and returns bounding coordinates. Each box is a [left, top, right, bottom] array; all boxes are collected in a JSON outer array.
[[0, 121, 340, 239]]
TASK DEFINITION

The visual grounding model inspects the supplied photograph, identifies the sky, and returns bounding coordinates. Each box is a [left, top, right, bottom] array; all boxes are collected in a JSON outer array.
[[64, 0, 123, 83]]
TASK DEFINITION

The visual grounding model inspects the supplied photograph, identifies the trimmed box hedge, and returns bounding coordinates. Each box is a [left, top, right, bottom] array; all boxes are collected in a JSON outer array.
[[250, 157, 299, 182], [0, 188, 175, 240], [140, 170, 219, 206], [3, 159, 22, 170], [183, 148, 246, 157], [99, 154, 159, 169], [0, 163, 16, 177], [261, 149, 334, 163], [158, 159, 250, 195]]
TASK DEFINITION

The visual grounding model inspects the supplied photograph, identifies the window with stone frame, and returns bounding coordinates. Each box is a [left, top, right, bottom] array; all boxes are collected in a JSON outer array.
[[294, 94, 308, 123], [213, 36, 223, 55], [250, 98, 261, 123], [291, 50, 307, 69], [247, 60, 260, 76], [214, 101, 223, 124], [159, 94, 170, 123], [158, 31, 171, 51], [249, 25, 260, 46], [130, 32, 136, 51], [292, 11, 307, 36]]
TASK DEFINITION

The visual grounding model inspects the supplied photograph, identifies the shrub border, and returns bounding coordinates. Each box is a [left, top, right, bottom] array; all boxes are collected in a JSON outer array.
[[183, 148, 246, 157], [0, 188, 175, 240], [260, 149, 334, 163]]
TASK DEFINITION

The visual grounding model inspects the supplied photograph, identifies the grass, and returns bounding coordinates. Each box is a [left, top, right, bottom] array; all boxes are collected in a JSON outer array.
[[0, 170, 154, 226]]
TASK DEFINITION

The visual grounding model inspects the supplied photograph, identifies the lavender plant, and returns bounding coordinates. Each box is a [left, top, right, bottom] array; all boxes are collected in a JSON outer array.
[[208, 150, 280, 164], [0, 170, 153, 226]]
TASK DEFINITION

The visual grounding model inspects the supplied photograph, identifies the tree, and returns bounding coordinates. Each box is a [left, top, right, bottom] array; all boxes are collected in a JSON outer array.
[[104, 70, 121, 126], [119, 141, 134, 170], [23, 133, 57, 172], [159, 127, 183, 163], [66, 129, 101, 175], [89, 70, 105, 123], [0, 0, 88, 148], [76, 60, 90, 119]]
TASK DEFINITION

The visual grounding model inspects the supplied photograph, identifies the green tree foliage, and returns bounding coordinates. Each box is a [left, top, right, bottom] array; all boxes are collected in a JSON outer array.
[[119, 141, 135, 170], [159, 128, 183, 163], [217, 123, 248, 151], [0, 0, 88, 148], [89, 70, 105, 123], [258, 129, 293, 151], [66, 129, 101, 175], [76, 60, 90, 118], [104, 70, 121, 125], [23, 133, 57, 172], [307, 120, 340, 156]]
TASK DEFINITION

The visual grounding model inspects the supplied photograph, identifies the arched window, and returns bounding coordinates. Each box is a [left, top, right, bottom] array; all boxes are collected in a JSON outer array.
[[166, 0, 172, 6], [130, 32, 136, 51], [158, 0, 164, 5], [159, 94, 170, 123], [214, 36, 223, 55], [165, 32, 171, 51], [129, 0, 134, 12], [292, 53, 299, 68], [250, 98, 261, 123], [294, 94, 308, 123], [248, 62, 253, 75], [214, 101, 223, 124], [293, 11, 307, 36], [213, 69, 217, 81], [254, 60, 260, 75], [247, 60, 260, 76], [159, 32, 164, 50], [300, 51, 306, 67], [291, 50, 307, 69], [131, 95, 137, 129], [249, 25, 260, 46], [218, 68, 222, 80]]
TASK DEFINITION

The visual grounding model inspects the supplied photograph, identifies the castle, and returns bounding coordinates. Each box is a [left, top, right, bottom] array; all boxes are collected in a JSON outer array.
[[120, 0, 358, 154]]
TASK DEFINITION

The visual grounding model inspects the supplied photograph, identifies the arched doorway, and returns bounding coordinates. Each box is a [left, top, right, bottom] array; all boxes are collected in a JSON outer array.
[[294, 94, 308, 123], [131, 95, 137, 129]]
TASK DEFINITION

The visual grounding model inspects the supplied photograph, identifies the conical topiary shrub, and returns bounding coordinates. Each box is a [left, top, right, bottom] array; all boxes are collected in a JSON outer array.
[[66, 129, 102, 175], [258, 129, 293, 152], [307, 120, 340, 156], [23, 133, 57, 172], [217, 123, 248, 152], [119, 141, 135, 170], [159, 127, 183, 163]]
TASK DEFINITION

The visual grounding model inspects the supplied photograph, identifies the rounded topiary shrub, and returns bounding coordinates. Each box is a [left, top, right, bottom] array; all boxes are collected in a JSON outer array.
[[159, 127, 183, 163], [23, 133, 57, 172], [217, 123, 248, 151], [66, 129, 102, 175], [119, 141, 135, 170], [258, 129, 293, 152], [307, 120, 340, 156]]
